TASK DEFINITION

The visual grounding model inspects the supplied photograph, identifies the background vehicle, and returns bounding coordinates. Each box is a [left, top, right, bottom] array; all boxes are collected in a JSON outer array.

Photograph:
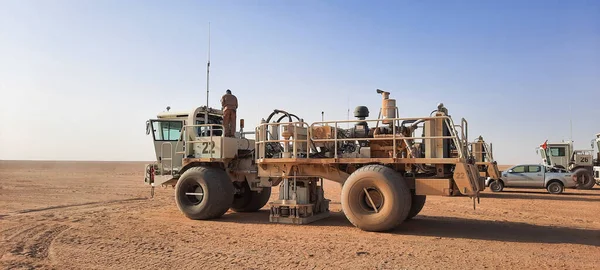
[[144, 89, 484, 232], [469, 136, 501, 184], [594, 133, 600, 184], [487, 164, 575, 194], [537, 140, 596, 189]]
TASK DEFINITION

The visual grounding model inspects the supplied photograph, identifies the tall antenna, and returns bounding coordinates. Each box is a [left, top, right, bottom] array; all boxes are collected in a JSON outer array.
[[569, 103, 573, 142], [347, 96, 350, 128], [205, 22, 211, 124]]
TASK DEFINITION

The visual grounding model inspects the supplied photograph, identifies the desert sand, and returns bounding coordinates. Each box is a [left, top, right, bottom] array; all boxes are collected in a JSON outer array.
[[1, 161, 599, 269]]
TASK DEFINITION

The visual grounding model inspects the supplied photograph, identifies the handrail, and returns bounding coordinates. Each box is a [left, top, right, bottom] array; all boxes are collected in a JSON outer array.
[[311, 115, 455, 125], [255, 122, 311, 159], [443, 116, 465, 158], [461, 118, 468, 143], [255, 116, 467, 159], [483, 142, 494, 162], [160, 142, 173, 175], [176, 124, 225, 159], [469, 141, 495, 163]]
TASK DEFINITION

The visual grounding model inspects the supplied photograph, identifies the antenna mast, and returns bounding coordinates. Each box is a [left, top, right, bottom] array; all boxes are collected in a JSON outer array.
[[569, 103, 573, 142], [205, 22, 211, 124], [347, 96, 350, 128]]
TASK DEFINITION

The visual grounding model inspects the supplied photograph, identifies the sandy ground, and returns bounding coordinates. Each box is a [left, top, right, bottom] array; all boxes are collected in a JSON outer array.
[[1, 161, 599, 270]]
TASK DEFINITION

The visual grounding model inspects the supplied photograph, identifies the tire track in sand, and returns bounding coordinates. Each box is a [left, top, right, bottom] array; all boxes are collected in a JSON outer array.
[[0, 223, 70, 269], [16, 197, 147, 214]]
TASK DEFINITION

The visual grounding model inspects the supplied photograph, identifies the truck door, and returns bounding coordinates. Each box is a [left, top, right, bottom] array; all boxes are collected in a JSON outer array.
[[523, 165, 544, 187], [147, 119, 184, 175], [548, 146, 567, 168], [504, 165, 527, 187], [539, 148, 550, 166]]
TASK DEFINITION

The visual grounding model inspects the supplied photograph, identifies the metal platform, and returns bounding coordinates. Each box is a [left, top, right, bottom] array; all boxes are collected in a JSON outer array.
[[269, 210, 330, 225], [268, 200, 330, 225]]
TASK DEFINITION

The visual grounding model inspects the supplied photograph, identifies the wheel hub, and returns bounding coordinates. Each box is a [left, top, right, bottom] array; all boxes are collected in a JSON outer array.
[[361, 187, 384, 212], [184, 184, 204, 205], [491, 182, 501, 191]]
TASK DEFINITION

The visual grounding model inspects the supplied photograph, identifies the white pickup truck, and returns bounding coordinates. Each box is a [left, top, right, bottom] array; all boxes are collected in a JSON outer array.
[[485, 164, 576, 194]]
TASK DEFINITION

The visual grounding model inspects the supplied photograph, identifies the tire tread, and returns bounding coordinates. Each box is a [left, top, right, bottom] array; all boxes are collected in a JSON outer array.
[[342, 164, 411, 231], [175, 166, 234, 220]]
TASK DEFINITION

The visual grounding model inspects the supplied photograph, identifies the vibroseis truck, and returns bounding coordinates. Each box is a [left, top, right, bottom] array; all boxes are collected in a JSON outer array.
[[538, 137, 598, 189], [144, 89, 484, 232]]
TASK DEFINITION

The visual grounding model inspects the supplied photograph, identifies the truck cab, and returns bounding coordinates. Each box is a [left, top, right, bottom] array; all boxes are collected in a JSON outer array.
[[539, 142, 570, 169], [145, 106, 224, 180], [539, 141, 593, 170], [538, 140, 596, 189], [594, 133, 600, 183]]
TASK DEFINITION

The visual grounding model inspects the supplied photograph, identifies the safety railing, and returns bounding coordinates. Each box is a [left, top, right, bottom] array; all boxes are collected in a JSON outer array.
[[160, 142, 173, 176], [461, 118, 468, 143], [175, 124, 225, 159], [255, 115, 467, 160], [444, 116, 465, 159], [452, 118, 469, 157], [255, 122, 311, 159], [469, 141, 495, 163], [483, 142, 494, 162]]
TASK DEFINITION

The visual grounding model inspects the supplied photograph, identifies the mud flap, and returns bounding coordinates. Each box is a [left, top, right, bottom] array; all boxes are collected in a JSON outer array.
[[469, 164, 484, 192], [487, 163, 501, 181], [144, 164, 156, 198], [144, 163, 176, 198], [453, 163, 481, 208], [144, 164, 155, 185], [469, 164, 483, 207]]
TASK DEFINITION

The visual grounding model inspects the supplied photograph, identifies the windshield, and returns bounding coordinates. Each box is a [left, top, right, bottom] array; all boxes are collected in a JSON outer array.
[[549, 147, 566, 157], [195, 113, 223, 125], [151, 121, 183, 141]]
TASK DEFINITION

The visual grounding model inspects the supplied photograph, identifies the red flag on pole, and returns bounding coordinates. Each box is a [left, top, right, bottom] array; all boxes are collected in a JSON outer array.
[[541, 140, 548, 150]]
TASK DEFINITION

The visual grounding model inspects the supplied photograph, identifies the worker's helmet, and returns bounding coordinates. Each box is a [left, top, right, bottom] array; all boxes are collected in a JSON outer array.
[[226, 89, 232, 94]]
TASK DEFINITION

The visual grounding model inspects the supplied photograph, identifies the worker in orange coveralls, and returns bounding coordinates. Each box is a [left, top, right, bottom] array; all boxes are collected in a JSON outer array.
[[220, 89, 238, 137]]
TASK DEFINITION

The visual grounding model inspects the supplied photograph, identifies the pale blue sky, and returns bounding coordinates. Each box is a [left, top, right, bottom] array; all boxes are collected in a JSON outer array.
[[0, 0, 598, 162]]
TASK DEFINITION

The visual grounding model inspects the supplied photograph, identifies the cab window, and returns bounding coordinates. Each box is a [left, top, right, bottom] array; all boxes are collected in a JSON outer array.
[[512, 166, 525, 173], [195, 120, 223, 137], [549, 147, 566, 157], [527, 166, 541, 173], [152, 121, 182, 141]]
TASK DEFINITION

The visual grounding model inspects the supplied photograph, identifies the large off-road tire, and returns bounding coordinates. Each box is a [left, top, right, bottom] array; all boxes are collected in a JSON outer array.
[[174, 166, 234, 220], [231, 180, 272, 212], [489, 180, 504, 192], [341, 165, 411, 232], [405, 194, 426, 220], [547, 181, 564, 194], [573, 168, 595, 190]]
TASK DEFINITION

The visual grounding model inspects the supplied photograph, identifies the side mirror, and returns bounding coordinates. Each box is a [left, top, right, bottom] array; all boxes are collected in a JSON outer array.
[[240, 119, 245, 129], [146, 120, 151, 135], [507, 169, 513, 173]]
